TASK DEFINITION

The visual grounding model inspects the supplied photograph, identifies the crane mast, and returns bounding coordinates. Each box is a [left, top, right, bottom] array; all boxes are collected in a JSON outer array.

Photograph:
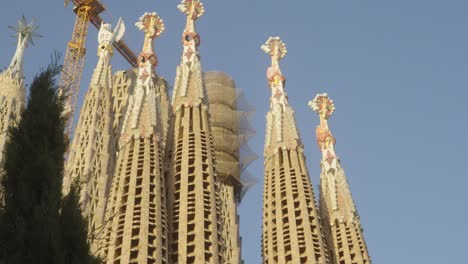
[[60, 0, 137, 136]]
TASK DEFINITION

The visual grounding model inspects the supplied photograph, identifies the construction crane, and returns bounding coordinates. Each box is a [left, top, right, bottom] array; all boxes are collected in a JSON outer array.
[[60, 0, 138, 136]]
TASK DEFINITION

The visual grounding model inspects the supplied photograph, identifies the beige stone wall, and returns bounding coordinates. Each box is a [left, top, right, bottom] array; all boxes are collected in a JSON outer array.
[[167, 103, 223, 263], [262, 148, 329, 264], [103, 135, 168, 264], [319, 167, 371, 264], [63, 60, 116, 254], [103, 75, 170, 264], [112, 69, 137, 138]]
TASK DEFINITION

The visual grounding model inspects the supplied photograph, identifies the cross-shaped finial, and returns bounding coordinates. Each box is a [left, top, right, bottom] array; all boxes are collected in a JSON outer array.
[[309, 93, 335, 121], [135, 12, 165, 39], [261, 37, 287, 64], [178, 0, 205, 20]]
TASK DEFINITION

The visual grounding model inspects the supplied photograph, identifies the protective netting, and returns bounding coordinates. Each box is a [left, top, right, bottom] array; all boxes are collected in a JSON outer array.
[[204, 71, 258, 202]]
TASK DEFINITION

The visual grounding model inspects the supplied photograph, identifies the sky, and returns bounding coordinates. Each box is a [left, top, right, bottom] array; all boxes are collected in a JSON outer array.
[[1, 0, 468, 263]]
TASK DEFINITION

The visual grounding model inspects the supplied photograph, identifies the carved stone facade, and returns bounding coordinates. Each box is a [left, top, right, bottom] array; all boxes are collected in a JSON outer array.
[[166, 2, 226, 263], [101, 13, 170, 264], [63, 19, 126, 254], [261, 37, 330, 264], [62, 2, 372, 264]]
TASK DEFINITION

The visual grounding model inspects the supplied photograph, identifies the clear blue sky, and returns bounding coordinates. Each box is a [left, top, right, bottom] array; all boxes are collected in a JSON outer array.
[[1, 1, 468, 263]]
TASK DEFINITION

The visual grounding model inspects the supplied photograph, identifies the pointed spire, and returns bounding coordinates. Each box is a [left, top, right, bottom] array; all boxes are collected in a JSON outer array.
[[309, 93, 336, 151], [178, 0, 205, 32], [309, 93, 341, 210], [178, 0, 204, 65], [172, 0, 206, 106], [119, 12, 165, 142], [6, 16, 41, 79], [261, 37, 288, 102], [261, 37, 299, 154], [261, 38, 331, 264], [97, 18, 125, 59], [309, 93, 372, 263], [90, 18, 125, 86], [310, 93, 357, 214], [135, 12, 165, 67]]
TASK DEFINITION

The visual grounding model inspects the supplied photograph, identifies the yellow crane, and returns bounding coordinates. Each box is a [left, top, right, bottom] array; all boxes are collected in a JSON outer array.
[[60, 0, 138, 136]]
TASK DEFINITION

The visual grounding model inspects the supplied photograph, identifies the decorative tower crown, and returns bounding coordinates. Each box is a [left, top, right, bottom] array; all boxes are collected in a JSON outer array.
[[7, 16, 41, 79], [262, 36, 301, 153], [261, 36, 287, 61], [309, 93, 337, 150], [309, 93, 336, 120], [135, 12, 164, 68], [310, 96, 372, 262], [178, 0, 205, 20], [260, 38, 331, 263], [261, 37, 287, 90], [172, 0, 206, 104], [96, 18, 125, 60], [135, 12, 165, 39], [179, 0, 204, 49]]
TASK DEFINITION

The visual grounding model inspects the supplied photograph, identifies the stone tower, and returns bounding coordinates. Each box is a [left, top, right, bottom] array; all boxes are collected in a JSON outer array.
[[63, 19, 125, 251], [260, 37, 329, 264], [309, 93, 371, 264], [0, 16, 40, 202], [102, 12, 170, 264], [167, 1, 225, 263], [204, 71, 243, 264]]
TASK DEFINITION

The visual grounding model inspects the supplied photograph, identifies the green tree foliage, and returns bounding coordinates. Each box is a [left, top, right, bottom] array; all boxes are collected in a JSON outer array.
[[60, 182, 100, 264], [0, 60, 100, 264]]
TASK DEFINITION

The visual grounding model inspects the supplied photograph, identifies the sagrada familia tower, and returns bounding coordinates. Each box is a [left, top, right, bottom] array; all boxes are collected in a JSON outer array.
[[0, 17, 40, 202], [259, 37, 371, 264], [0, 1, 372, 263]]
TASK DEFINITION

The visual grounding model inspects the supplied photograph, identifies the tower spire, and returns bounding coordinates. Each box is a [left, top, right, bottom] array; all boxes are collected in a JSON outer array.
[[0, 16, 39, 203], [167, 1, 228, 262], [178, 0, 204, 36], [172, 0, 206, 106], [261, 37, 299, 155], [261, 37, 287, 104], [309, 93, 371, 264], [6, 16, 41, 79], [102, 12, 170, 263], [63, 18, 125, 254], [120, 12, 165, 139], [260, 37, 329, 264]]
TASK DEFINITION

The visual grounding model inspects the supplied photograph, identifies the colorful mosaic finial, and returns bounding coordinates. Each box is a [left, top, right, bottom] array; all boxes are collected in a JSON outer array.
[[135, 12, 165, 68], [179, 0, 204, 49], [7, 16, 41, 78], [309, 93, 335, 120], [261, 37, 287, 97], [135, 12, 165, 39], [261, 36, 287, 62], [309, 93, 337, 150], [178, 0, 205, 21]]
